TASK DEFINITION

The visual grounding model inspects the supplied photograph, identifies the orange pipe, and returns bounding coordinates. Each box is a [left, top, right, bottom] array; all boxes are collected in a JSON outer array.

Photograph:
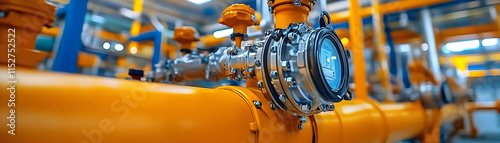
[[316, 100, 427, 143], [372, 0, 393, 102], [273, 4, 310, 29], [348, 0, 369, 99], [0, 67, 258, 142], [0, 67, 430, 143], [381, 102, 428, 142]]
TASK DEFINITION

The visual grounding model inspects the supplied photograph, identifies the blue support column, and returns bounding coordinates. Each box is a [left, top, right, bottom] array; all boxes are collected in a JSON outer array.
[[129, 30, 162, 71], [383, 15, 398, 76], [383, 15, 412, 88], [152, 31, 162, 71], [52, 0, 88, 73]]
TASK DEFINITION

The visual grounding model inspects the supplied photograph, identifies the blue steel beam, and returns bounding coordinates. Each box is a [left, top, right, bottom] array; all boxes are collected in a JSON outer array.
[[52, 0, 89, 73], [383, 15, 399, 77], [129, 30, 162, 71]]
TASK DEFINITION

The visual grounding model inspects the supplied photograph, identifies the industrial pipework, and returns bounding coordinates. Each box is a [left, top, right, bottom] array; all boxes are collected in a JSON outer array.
[[0, 0, 474, 143], [149, 1, 352, 116]]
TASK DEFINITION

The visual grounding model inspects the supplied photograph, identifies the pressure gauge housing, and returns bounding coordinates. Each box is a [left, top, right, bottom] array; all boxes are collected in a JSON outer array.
[[255, 22, 351, 115]]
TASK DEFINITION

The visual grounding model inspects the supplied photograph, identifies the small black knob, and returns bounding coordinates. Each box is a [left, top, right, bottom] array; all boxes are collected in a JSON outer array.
[[128, 69, 144, 80]]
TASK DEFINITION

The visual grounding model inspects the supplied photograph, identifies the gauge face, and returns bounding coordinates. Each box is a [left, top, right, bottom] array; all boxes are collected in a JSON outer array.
[[319, 38, 342, 91]]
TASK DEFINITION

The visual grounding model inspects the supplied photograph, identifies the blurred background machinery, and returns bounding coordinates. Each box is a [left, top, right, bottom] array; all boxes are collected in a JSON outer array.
[[1, 0, 500, 143]]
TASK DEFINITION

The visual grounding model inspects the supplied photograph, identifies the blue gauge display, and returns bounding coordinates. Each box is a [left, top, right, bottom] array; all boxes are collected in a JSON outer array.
[[320, 38, 342, 91]]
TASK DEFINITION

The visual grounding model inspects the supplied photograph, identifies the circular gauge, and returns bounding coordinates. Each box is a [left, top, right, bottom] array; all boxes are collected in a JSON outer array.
[[319, 38, 342, 91], [308, 28, 350, 103], [255, 22, 351, 115]]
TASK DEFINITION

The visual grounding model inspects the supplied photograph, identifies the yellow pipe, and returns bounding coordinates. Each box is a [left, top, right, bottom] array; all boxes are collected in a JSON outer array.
[[128, 0, 143, 51], [200, 35, 227, 48], [330, 0, 451, 23], [372, 0, 392, 102], [0, 67, 258, 142], [77, 52, 100, 68], [0, 1, 437, 142], [316, 100, 428, 143], [496, 5, 500, 38], [348, 0, 369, 100], [41, 27, 59, 37], [381, 102, 428, 142], [421, 108, 442, 143], [0, 67, 432, 142]]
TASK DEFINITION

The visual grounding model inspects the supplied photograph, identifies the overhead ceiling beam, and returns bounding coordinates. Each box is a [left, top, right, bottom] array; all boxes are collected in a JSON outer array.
[[104, 0, 201, 25], [329, 0, 451, 23], [327, 0, 371, 13]]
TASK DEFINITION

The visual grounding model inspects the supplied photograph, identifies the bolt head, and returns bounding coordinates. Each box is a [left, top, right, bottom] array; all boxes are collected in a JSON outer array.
[[270, 103, 277, 110], [287, 33, 295, 40], [326, 104, 335, 111], [257, 81, 263, 88], [285, 77, 297, 86], [246, 67, 255, 77], [300, 104, 311, 111], [255, 60, 261, 66], [270, 46, 277, 53], [293, 0, 301, 7], [344, 90, 352, 101], [253, 100, 262, 109], [282, 61, 291, 71], [267, 0, 273, 5], [298, 115, 307, 123], [279, 94, 287, 102], [288, 33, 299, 44], [264, 30, 273, 36], [318, 104, 325, 111], [229, 68, 239, 79], [227, 46, 238, 55], [247, 44, 257, 52], [270, 71, 278, 79], [298, 24, 308, 33], [257, 42, 263, 47]]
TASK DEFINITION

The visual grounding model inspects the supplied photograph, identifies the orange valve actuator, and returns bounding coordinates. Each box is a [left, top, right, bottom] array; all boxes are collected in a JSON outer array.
[[171, 26, 199, 55], [218, 4, 259, 48]]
